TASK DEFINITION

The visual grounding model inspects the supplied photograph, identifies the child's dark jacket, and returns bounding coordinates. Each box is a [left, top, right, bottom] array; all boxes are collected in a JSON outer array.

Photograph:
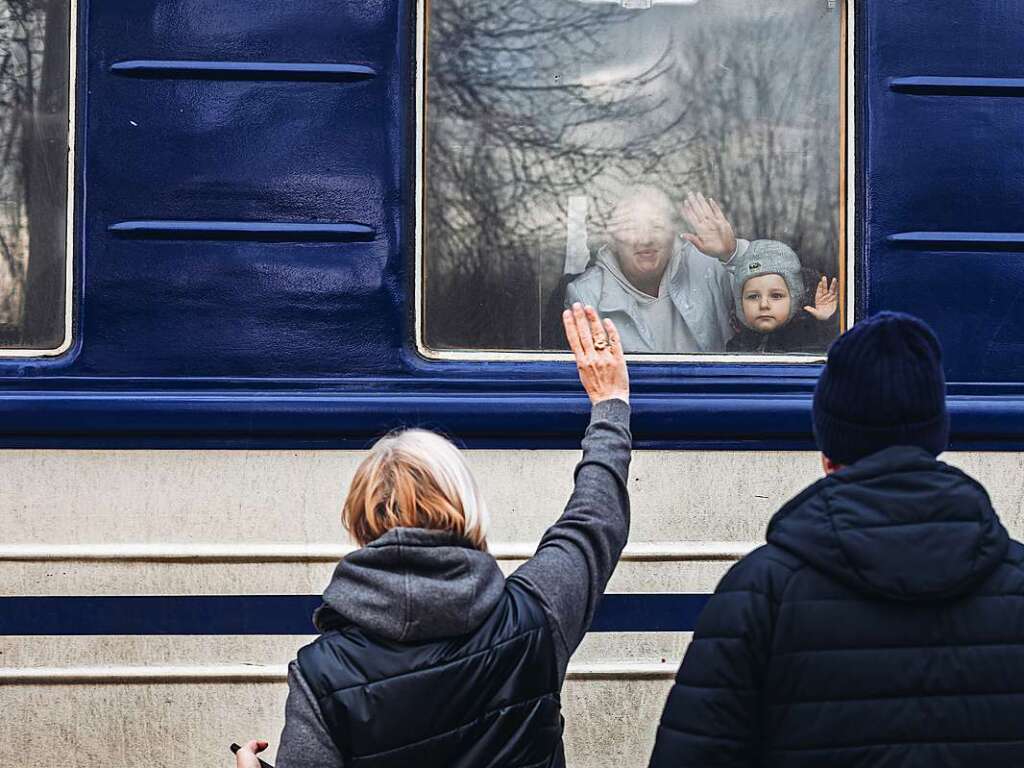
[[649, 446, 1024, 768], [727, 312, 837, 353]]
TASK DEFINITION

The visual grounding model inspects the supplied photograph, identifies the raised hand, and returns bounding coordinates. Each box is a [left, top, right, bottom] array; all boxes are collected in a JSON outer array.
[[804, 276, 839, 321], [563, 303, 629, 406], [681, 191, 737, 261]]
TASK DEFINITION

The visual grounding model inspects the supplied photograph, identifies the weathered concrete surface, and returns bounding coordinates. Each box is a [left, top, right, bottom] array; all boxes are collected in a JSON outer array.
[[1, 449, 1021, 767]]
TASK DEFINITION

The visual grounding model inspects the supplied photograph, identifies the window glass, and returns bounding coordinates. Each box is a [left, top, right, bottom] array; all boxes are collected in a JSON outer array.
[[423, 0, 844, 356], [0, 0, 71, 352]]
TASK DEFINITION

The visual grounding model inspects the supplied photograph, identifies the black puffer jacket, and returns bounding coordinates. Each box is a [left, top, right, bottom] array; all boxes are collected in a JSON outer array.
[[273, 400, 632, 768], [301, 577, 561, 768], [650, 445, 1024, 767]]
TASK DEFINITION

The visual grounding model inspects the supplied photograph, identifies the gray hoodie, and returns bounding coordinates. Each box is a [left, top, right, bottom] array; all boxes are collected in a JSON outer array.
[[275, 399, 632, 767]]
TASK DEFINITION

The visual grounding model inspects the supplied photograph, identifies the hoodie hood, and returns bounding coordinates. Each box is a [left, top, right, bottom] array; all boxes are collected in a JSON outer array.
[[315, 527, 505, 642], [767, 446, 1009, 601]]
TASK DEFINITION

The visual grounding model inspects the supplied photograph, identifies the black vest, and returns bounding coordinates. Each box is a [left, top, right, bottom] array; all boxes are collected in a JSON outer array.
[[297, 579, 564, 768]]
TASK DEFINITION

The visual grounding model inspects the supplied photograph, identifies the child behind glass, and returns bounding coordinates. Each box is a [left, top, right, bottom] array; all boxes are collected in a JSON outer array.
[[727, 240, 838, 354]]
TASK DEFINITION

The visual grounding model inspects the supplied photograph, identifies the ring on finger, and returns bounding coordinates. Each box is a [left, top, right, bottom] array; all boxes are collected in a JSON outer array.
[[593, 336, 609, 351]]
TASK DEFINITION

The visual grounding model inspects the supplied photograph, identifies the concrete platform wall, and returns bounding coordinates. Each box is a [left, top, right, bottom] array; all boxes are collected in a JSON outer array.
[[2, 449, 1022, 766]]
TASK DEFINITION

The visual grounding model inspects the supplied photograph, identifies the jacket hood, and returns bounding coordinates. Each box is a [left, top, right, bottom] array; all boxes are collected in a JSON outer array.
[[767, 446, 1008, 601], [315, 527, 506, 642]]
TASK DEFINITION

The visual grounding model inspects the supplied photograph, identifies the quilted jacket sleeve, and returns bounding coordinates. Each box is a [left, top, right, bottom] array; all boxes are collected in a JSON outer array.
[[648, 547, 793, 768]]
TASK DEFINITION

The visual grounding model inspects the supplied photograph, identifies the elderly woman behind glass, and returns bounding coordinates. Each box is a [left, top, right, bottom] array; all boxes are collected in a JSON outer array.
[[566, 186, 751, 354], [235, 303, 631, 768]]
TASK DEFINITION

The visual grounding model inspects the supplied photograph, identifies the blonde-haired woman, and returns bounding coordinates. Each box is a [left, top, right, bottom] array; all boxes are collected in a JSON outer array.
[[236, 304, 631, 768]]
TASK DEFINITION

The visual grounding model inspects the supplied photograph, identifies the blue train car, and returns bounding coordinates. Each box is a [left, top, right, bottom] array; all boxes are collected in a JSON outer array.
[[1, 0, 1023, 765]]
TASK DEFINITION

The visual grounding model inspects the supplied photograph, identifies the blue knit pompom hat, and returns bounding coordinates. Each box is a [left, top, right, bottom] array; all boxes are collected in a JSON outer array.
[[813, 311, 949, 465]]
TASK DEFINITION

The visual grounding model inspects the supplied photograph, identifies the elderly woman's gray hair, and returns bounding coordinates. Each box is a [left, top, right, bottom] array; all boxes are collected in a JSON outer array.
[[341, 429, 490, 549]]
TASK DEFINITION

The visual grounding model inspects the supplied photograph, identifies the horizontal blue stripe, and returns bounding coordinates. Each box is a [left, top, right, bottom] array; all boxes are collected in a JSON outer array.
[[0, 594, 709, 635], [889, 231, 1024, 249], [108, 220, 376, 242], [890, 76, 1024, 96], [0, 391, 814, 450], [0, 390, 1016, 450], [111, 60, 377, 82]]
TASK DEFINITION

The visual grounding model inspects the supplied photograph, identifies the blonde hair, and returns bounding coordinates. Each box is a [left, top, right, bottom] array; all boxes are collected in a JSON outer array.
[[342, 429, 490, 550]]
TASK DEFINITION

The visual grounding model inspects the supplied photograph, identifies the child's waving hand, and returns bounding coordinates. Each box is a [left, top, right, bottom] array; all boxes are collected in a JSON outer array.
[[804, 276, 839, 320]]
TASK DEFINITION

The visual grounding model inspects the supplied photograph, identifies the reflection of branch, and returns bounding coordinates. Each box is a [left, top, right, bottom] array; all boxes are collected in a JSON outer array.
[[428, 2, 697, 239], [0, 0, 51, 327], [425, 0, 840, 347], [0, 230, 25, 285], [672, 8, 840, 277]]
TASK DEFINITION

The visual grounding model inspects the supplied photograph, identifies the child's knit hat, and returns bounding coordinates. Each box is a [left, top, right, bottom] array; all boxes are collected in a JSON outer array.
[[732, 240, 805, 328], [813, 311, 949, 464]]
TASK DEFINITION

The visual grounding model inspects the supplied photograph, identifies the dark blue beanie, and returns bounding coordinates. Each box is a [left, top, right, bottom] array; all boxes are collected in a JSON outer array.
[[813, 312, 949, 465]]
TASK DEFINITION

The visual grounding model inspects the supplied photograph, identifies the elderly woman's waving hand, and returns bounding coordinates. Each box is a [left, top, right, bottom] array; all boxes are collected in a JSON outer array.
[[563, 302, 629, 405]]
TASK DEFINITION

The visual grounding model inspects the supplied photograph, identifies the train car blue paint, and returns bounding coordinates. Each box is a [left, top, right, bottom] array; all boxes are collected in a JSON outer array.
[[0, 390, 1020, 450], [0, 594, 710, 635], [109, 60, 379, 82], [1, 0, 1022, 448]]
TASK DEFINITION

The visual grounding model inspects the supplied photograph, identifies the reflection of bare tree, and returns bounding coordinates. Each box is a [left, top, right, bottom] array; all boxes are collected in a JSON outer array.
[[425, 0, 841, 351], [678, 7, 839, 281], [425, 0, 697, 349], [0, 0, 68, 347]]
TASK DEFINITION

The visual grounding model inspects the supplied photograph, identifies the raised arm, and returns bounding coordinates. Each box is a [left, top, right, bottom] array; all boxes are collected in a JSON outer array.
[[510, 303, 632, 677]]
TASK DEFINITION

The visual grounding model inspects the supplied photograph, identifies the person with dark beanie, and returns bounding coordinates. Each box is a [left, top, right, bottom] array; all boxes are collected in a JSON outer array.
[[648, 311, 1024, 768]]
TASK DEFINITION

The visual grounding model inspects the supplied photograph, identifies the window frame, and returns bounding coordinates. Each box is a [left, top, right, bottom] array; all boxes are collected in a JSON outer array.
[[413, 0, 855, 364], [0, 0, 77, 358]]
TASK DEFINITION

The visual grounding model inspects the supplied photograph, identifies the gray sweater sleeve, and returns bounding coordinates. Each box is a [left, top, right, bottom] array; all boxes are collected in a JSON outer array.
[[509, 398, 632, 676], [275, 660, 345, 768]]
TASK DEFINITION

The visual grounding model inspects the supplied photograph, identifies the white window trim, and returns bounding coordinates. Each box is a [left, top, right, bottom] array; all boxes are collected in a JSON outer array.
[[413, 0, 855, 365], [0, 0, 77, 358]]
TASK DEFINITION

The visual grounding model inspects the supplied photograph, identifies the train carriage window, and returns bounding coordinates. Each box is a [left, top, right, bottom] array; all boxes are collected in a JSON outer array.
[[0, 0, 72, 355], [419, 0, 847, 359]]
